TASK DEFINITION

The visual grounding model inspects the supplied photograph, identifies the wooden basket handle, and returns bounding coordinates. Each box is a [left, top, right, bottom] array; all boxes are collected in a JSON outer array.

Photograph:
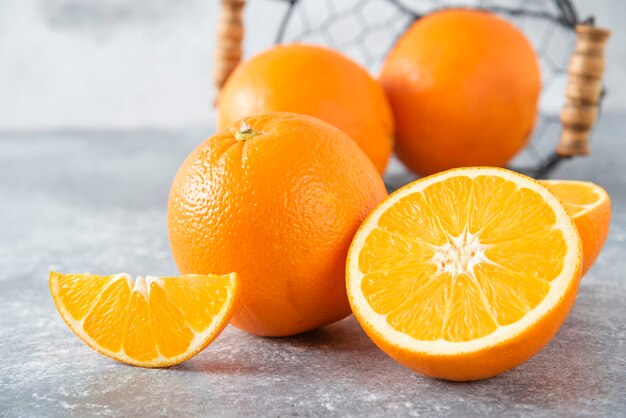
[[557, 24, 611, 157], [214, 0, 246, 105]]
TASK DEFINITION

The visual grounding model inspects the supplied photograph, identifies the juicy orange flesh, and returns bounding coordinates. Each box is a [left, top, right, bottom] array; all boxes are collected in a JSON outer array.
[[359, 175, 564, 342], [148, 283, 195, 359], [55, 274, 114, 320], [543, 182, 599, 217], [54, 273, 233, 361], [123, 289, 158, 361], [158, 277, 229, 333], [83, 278, 131, 353]]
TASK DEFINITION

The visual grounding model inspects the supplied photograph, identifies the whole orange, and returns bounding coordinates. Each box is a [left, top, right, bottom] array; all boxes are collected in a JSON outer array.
[[168, 112, 387, 337], [380, 9, 541, 176], [217, 44, 394, 174]]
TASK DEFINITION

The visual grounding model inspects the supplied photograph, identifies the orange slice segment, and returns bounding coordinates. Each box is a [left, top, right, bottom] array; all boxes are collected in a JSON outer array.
[[541, 180, 611, 274], [50, 272, 239, 367], [347, 167, 583, 381]]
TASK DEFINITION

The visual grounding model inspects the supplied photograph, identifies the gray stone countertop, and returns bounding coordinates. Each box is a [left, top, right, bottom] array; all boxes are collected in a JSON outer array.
[[1, 113, 625, 417]]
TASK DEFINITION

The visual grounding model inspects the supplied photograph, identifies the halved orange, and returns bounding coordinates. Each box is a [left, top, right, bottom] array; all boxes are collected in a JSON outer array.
[[541, 180, 611, 275], [50, 272, 239, 368], [347, 167, 583, 381]]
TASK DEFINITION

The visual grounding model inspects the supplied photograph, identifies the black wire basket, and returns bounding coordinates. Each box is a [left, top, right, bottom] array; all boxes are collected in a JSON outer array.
[[214, 0, 610, 190]]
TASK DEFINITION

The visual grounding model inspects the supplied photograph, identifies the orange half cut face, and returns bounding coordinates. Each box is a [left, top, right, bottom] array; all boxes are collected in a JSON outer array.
[[347, 167, 583, 381]]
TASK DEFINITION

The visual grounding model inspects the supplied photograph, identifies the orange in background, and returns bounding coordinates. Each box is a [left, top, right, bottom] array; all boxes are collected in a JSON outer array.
[[380, 9, 541, 176], [218, 44, 394, 174]]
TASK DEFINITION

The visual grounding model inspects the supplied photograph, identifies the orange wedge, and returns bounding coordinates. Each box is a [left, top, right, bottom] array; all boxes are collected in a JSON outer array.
[[347, 167, 583, 381], [50, 272, 239, 368], [541, 180, 611, 275]]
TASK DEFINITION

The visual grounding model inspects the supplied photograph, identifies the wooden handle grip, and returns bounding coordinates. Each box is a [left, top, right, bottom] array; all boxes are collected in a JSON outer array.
[[557, 24, 611, 157], [214, 0, 245, 105]]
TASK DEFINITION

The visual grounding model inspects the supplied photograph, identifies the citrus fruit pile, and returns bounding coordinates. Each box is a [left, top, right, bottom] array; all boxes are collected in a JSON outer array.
[[50, 8, 611, 381]]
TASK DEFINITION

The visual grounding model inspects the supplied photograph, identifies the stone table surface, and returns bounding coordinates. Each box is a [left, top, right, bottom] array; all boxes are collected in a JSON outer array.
[[1, 113, 625, 417]]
